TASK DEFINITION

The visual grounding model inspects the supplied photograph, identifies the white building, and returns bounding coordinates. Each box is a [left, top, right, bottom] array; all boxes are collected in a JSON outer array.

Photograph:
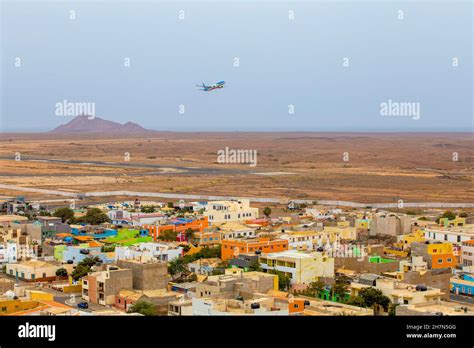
[[305, 208, 342, 220], [107, 210, 166, 226], [219, 222, 257, 240], [0, 242, 17, 264], [115, 242, 182, 262], [204, 199, 259, 224], [461, 240, 474, 272], [423, 225, 474, 245], [280, 231, 320, 250]]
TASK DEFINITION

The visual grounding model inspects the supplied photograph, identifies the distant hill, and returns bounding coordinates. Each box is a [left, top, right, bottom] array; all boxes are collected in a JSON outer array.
[[50, 116, 152, 134]]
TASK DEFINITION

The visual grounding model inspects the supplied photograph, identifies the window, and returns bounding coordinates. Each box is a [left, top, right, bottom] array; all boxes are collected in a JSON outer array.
[[42, 273, 46, 278], [1, 307, 6, 311], [444, 235, 448, 241], [457, 236, 461, 243], [447, 258, 452, 263], [438, 259, 443, 264]]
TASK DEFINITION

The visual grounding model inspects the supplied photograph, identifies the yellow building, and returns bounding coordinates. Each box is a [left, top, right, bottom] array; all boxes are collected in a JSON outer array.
[[400, 229, 426, 246], [0, 298, 41, 315], [204, 199, 259, 224], [28, 290, 54, 301], [259, 250, 334, 284], [384, 229, 426, 257], [426, 242, 454, 255], [323, 226, 357, 241], [355, 219, 371, 230], [439, 216, 466, 228]]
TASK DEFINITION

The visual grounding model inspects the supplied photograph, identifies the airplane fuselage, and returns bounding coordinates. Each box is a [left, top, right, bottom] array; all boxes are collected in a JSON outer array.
[[198, 81, 225, 91]]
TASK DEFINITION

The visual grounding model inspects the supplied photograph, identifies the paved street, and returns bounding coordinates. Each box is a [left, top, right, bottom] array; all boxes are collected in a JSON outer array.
[[450, 293, 474, 305]]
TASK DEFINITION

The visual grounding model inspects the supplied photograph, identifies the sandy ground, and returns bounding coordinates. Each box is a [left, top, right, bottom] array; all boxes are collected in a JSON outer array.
[[0, 132, 472, 203]]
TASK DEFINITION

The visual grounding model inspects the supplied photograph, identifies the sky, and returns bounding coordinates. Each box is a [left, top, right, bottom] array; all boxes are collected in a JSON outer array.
[[1, 0, 472, 132]]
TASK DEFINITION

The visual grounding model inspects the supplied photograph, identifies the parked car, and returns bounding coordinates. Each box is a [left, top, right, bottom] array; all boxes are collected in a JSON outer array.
[[77, 302, 89, 309]]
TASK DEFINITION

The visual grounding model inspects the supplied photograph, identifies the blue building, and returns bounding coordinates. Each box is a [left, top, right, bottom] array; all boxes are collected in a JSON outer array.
[[62, 245, 113, 264], [450, 273, 474, 296], [91, 229, 118, 240]]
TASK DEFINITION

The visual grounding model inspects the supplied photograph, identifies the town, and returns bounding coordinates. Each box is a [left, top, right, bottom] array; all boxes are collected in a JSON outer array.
[[0, 195, 473, 317]]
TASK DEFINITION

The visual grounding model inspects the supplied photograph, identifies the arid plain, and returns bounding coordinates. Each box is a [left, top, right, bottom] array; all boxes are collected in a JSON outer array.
[[0, 132, 472, 203]]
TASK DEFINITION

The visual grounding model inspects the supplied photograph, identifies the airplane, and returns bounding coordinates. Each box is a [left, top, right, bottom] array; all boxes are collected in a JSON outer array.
[[196, 81, 225, 91]]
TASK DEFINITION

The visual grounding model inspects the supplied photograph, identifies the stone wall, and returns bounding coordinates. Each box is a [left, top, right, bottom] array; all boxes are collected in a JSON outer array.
[[117, 260, 168, 290]]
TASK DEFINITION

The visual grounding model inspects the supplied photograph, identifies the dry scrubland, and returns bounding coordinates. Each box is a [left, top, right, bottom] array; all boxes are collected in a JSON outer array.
[[0, 132, 472, 203]]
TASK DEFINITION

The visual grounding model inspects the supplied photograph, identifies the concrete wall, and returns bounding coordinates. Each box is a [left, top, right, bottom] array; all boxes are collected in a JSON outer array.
[[117, 260, 168, 290], [403, 270, 451, 300], [105, 269, 133, 305], [371, 215, 411, 236], [146, 294, 178, 315], [0, 279, 14, 293], [21, 224, 42, 244], [335, 257, 399, 274]]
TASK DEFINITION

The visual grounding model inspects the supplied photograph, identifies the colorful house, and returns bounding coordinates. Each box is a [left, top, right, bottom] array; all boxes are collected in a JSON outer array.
[[144, 217, 208, 242], [450, 273, 474, 296], [91, 229, 117, 240], [355, 218, 371, 230], [411, 241, 457, 269], [318, 286, 350, 303], [439, 216, 466, 228], [62, 245, 113, 264], [221, 238, 289, 261], [259, 250, 334, 285]]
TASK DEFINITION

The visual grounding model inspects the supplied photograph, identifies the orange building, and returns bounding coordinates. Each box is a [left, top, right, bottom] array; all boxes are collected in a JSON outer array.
[[221, 238, 288, 261], [193, 231, 221, 246], [411, 241, 457, 269], [144, 217, 209, 241], [245, 218, 270, 227], [431, 254, 457, 269], [289, 298, 307, 315]]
